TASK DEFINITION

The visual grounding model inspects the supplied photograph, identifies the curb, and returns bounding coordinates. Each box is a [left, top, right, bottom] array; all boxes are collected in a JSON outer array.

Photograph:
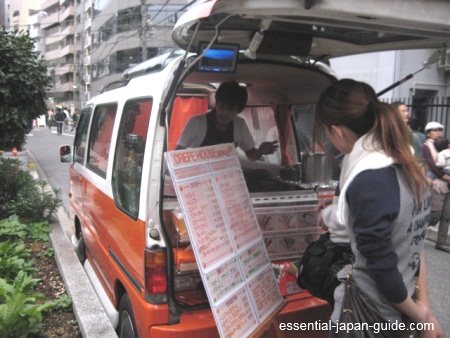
[[27, 149, 118, 338]]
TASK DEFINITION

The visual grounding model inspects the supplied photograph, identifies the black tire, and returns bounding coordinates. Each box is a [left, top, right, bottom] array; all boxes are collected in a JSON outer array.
[[118, 294, 137, 338], [76, 229, 86, 264]]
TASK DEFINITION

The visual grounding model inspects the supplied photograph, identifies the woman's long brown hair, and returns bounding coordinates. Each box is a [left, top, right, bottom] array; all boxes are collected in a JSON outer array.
[[315, 79, 428, 203]]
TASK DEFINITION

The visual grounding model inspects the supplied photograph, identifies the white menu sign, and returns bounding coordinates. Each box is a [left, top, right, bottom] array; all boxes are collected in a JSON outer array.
[[166, 144, 283, 338]]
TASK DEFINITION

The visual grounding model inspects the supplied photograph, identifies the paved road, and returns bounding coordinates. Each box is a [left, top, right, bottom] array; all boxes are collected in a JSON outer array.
[[26, 125, 74, 213], [25, 126, 450, 336]]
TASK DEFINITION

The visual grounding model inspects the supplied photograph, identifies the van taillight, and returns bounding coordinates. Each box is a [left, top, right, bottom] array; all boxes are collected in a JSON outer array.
[[144, 249, 167, 303]]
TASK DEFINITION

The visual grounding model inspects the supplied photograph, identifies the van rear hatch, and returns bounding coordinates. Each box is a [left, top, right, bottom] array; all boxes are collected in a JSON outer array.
[[173, 0, 450, 61]]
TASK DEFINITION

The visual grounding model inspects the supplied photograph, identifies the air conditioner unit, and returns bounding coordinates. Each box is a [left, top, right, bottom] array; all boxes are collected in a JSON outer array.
[[437, 51, 450, 72]]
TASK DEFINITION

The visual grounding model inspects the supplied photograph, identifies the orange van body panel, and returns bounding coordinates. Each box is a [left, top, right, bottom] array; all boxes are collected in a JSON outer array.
[[83, 178, 145, 290], [149, 292, 330, 338], [78, 176, 174, 337], [69, 165, 85, 220]]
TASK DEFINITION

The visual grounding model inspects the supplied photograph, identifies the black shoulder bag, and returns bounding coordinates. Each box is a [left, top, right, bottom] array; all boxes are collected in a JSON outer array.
[[296, 231, 354, 304]]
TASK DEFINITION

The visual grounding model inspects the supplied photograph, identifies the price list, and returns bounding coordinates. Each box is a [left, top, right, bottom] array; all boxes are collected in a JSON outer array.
[[176, 176, 233, 272], [215, 170, 261, 250], [166, 144, 283, 338], [205, 257, 243, 305], [239, 240, 269, 280], [214, 287, 257, 338], [248, 266, 283, 320]]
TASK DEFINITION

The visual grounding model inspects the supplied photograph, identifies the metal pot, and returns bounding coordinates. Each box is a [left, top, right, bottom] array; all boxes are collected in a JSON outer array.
[[301, 154, 332, 185]]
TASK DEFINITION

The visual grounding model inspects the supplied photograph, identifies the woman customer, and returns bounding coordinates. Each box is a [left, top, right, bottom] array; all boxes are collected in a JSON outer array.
[[315, 79, 442, 337], [422, 122, 450, 253]]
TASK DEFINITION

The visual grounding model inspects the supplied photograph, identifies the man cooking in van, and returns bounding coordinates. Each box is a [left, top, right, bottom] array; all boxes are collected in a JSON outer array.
[[175, 80, 279, 159], [175, 81, 280, 191]]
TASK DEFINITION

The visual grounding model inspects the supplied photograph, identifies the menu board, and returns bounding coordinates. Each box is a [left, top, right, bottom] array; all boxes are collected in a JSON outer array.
[[166, 144, 283, 338]]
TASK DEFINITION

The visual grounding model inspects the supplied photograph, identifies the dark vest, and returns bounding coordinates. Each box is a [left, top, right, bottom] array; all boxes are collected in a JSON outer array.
[[200, 110, 235, 147]]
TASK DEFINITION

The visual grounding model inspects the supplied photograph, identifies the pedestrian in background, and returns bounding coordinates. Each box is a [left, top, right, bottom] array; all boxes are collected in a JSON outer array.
[[47, 108, 54, 130], [54, 108, 66, 135], [71, 108, 80, 132], [408, 117, 426, 144], [393, 101, 425, 167], [422, 122, 450, 253]]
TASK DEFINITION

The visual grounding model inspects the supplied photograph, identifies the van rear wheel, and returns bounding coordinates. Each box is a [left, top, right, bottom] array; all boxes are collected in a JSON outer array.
[[118, 294, 137, 338], [76, 229, 86, 264]]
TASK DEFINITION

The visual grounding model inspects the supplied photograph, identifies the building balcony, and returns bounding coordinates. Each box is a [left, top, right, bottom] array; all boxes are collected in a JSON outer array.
[[56, 64, 75, 76], [45, 49, 62, 62], [84, 17, 91, 30], [85, 0, 92, 12], [42, 0, 59, 11], [56, 81, 75, 93], [60, 44, 75, 57], [45, 33, 61, 45], [41, 11, 58, 30], [85, 35, 92, 48], [60, 5, 76, 23], [60, 24, 75, 37]]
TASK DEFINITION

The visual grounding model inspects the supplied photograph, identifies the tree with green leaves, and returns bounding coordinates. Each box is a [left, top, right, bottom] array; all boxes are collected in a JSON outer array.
[[0, 29, 52, 151]]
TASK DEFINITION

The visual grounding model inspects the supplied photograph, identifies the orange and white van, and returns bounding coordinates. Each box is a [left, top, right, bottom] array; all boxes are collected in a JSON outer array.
[[61, 1, 450, 337]]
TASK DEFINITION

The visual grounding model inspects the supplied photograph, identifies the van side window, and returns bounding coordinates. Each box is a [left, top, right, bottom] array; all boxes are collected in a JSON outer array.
[[73, 106, 92, 164], [112, 99, 152, 217], [88, 103, 118, 176]]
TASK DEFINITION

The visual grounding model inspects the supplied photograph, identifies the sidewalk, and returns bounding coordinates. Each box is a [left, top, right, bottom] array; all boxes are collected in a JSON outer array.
[[28, 150, 117, 338], [426, 223, 450, 246]]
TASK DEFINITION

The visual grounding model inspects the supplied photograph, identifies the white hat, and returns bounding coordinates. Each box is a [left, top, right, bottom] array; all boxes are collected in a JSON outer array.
[[424, 122, 444, 132]]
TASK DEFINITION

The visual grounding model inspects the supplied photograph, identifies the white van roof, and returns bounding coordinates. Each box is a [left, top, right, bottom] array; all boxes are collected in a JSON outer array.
[[173, 0, 450, 60]]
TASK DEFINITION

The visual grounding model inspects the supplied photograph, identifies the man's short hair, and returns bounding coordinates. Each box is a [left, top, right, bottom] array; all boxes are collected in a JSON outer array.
[[215, 81, 248, 112]]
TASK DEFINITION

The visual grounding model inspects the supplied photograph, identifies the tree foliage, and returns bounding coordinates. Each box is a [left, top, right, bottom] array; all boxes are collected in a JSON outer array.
[[0, 29, 52, 150]]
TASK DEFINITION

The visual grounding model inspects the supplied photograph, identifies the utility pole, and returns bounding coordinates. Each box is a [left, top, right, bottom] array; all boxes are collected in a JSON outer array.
[[141, 0, 147, 61]]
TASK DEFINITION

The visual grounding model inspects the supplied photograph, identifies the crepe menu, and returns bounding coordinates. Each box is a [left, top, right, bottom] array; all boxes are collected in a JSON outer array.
[[166, 143, 283, 338]]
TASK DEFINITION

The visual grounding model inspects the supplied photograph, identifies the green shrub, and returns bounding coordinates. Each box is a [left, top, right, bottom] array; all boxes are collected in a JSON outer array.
[[0, 158, 61, 222], [0, 216, 28, 241], [51, 294, 73, 312], [0, 216, 52, 243], [0, 158, 34, 219], [0, 241, 35, 283], [12, 180, 61, 223], [0, 271, 54, 338]]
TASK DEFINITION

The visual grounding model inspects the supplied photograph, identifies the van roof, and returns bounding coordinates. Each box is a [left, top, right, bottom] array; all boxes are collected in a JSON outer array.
[[173, 0, 450, 60]]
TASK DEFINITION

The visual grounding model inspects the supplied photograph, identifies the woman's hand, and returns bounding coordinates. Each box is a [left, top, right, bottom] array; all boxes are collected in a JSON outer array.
[[419, 305, 443, 338], [316, 199, 332, 230], [404, 300, 443, 338]]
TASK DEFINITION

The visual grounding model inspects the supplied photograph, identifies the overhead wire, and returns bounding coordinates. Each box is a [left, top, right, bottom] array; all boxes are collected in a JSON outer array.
[[20, 0, 199, 86]]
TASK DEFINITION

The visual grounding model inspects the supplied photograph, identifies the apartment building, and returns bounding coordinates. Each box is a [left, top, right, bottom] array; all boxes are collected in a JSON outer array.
[[7, 0, 189, 110], [84, 0, 188, 99], [40, 0, 76, 109], [0, 0, 8, 28], [10, 0, 46, 31]]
